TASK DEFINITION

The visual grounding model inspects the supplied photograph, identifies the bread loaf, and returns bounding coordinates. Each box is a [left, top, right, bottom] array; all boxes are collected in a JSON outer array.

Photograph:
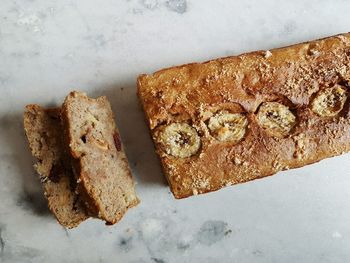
[[138, 33, 350, 199]]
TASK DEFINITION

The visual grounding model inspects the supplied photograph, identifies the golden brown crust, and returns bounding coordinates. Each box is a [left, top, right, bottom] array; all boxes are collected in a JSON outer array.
[[137, 32, 350, 199]]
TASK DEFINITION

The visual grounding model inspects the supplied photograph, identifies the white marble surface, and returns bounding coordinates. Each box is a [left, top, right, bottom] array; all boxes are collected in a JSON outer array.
[[1, 0, 350, 262]]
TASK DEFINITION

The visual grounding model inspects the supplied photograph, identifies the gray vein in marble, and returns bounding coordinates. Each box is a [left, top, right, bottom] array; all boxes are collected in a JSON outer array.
[[136, 216, 193, 260], [165, 0, 187, 14], [118, 236, 133, 252], [14, 247, 42, 260], [130, 216, 233, 262], [132, 0, 187, 14], [132, 8, 144, 15], [196, 220, 232, 246], [130, 260, 148, 263], [252, 249, 263, 256], [0, 227, 4, 259], [140, 0, 159, 10], [2, 245, 43, 263], [151, 258, 166, 263], [10, 51, 40, 59], [176, 242, 190, 251], [84, 34, 109, 51]]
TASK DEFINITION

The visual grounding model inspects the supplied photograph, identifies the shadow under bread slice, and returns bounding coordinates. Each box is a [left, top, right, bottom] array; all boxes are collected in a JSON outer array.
[[137, 32, 350, 199], [61, 91, 139, 225], [23, 105, 89, 228]]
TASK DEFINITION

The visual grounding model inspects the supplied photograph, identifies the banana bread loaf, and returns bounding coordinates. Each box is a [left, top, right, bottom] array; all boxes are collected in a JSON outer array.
[[61, 91, 139, 224], [138, 33, 350, 199], [24, 105, 88, 228]]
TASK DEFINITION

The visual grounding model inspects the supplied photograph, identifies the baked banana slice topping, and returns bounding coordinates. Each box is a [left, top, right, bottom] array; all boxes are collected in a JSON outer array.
[[257, 102, 296, 137], [157, 123, 201, 158], [311, 85, 347, 117], [207, 111, 248, 143]]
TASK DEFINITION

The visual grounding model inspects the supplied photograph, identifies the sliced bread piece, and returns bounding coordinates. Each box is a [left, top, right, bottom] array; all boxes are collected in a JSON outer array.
[[24, 105, 88, 228], [61, 91, 139, 224]]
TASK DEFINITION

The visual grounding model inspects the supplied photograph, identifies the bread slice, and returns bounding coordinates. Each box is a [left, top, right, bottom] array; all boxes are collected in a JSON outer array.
[[24, 105, 88, 228], [61, 91, 139, 224], [138, 33, 350, 199]]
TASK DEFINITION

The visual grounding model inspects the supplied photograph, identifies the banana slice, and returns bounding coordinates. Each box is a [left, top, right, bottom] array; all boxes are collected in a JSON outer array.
[[207, 111, 248, 143], [257, 102, 296, 137], [311, 85, 347, 117], [157, 123, 201, 158]]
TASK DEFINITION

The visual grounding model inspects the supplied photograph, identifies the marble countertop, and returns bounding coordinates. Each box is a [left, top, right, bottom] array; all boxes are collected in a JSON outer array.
[[1, 0, 350, 262]]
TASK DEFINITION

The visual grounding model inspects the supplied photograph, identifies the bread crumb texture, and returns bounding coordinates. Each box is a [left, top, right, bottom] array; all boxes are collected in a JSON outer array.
[[62, 91, 139, 224]]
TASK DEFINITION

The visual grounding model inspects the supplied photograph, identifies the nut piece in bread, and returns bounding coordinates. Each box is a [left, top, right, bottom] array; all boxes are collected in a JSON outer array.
[[24, 105, 88, 228], [138, 32, 350, 199], [61, 91, 139, 224]]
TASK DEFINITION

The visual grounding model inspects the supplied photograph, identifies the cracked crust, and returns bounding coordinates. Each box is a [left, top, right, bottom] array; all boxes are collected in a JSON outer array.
[[24, 105, 88, 228], [138, 32, 350, 199], [61, 91, 139, 224]]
